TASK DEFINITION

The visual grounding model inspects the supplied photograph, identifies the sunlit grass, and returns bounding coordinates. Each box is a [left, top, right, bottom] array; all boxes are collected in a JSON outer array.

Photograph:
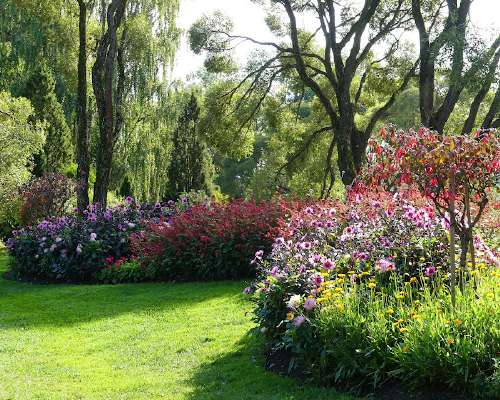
[[0, 249, 352, 400]]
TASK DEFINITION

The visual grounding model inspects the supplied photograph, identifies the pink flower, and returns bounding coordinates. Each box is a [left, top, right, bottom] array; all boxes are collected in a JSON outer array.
[[300, 241, 312, 250], [322, 258, 335, 271], [255, 250, 264, 259], [375, 258, 396, 273], [424, 266, 437, 277]]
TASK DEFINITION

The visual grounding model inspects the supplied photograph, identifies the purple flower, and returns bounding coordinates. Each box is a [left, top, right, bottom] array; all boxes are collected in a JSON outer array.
[[303, 298, 317, 311], [292, 315, 306, 327], [243, 286, 253, 295], [87, 213, 97, 222], [255, 250, 264, 259], [103, 210, 113, 221], [124, 196, 134, 205], [424, 266, 437, 277]]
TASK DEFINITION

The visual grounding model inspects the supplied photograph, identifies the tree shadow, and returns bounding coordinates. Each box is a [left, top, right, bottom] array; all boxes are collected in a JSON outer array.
[[185, 332, 356, 400], [0, 251, 249, 329]]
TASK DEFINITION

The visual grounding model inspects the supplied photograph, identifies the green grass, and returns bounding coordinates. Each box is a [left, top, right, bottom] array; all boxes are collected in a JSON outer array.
[[0, 250, 353, 400]]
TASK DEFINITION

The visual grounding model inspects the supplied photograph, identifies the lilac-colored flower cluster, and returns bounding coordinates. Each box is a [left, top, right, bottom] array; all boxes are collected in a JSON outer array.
[[7, 199, 176, 282], [247, 191, 452, 338]]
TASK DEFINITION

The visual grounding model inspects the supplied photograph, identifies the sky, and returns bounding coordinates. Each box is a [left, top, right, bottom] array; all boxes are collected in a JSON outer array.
[[172, 0, 500, 80]]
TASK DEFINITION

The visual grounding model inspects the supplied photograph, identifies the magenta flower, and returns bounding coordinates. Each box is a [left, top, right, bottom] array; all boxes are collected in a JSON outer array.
[[124, 196, 134, 205], [311, 274, 323, 287], [424, 266, 437, 277]]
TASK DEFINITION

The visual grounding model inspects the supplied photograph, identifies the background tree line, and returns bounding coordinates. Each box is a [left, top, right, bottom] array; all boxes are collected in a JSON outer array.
[[0, 0, 498, 225]]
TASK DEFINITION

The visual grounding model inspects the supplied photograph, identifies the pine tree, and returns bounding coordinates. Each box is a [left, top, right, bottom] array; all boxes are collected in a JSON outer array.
[[24, 63, 72, 175], [167, 93, 213, 199]]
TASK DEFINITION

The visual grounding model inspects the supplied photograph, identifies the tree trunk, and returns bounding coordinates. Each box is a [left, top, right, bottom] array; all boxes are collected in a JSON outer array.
[[76, 0, 90, 212], [91, 0, 127, 208], [449, 171, 457, 306]]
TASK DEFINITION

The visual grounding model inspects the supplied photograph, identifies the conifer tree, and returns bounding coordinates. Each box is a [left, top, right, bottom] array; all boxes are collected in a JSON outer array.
[[24, 64, 72, 175], [167, 93, 213, 198]]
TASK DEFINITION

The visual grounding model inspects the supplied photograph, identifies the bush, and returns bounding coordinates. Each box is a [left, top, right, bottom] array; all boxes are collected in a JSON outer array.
[[247, 191, 499, 397], [132, 199, 298, 281], [6, 199, 175, 282], [19, 173, 75, 226], [96, 259, 157, 284]]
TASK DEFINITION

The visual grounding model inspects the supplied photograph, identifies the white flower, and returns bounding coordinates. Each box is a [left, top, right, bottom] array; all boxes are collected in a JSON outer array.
[[287, 294, 301, 309]]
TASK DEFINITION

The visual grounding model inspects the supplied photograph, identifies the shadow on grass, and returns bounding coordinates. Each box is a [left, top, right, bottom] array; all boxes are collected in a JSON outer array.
[[0, 250, 248, 330], [185, 332, 356, 400]]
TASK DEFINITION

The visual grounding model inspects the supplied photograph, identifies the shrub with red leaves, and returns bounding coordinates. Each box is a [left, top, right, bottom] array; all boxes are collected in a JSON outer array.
[[19, 173, 75, 226], [131, 199, 300, 281]]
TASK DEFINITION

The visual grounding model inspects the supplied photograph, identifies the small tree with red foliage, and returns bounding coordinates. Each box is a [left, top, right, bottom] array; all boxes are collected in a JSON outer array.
[[360, 127, 499, 304]]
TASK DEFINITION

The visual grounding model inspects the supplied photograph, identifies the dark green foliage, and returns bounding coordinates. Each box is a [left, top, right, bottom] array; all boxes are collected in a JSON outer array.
[[167, 93, 213, 199], [24, 64, 73, 175]]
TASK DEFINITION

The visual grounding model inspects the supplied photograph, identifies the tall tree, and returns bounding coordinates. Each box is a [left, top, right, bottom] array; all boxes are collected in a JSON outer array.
[[411, 0, 500, 133], [92, 0, 128, 207], [76, 0, 91, 211], [167, 94, 213, 198], [190, 0, 417, 190], [24, 64, 73, 175]]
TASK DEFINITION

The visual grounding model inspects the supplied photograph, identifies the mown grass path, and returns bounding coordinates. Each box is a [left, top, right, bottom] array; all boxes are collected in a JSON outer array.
[[0, 251, 352, 400]]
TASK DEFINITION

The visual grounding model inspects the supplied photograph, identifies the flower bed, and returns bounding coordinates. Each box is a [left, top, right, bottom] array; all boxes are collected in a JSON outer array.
[[131, 199, 300, 281], [6, 199, 175, 282], [247, 191, 499, 397]]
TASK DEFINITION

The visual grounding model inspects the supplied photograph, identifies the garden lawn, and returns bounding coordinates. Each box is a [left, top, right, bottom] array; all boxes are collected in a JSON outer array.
[[0, 249, 352, 400]]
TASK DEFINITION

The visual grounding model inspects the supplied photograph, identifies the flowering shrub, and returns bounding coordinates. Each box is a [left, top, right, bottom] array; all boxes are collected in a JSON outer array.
[[19, 173, 75, 226], [132, 199, 298, 281], [247, 192, 499, 396], [361, 128, 500, 302], [6, 199, 175, 282]]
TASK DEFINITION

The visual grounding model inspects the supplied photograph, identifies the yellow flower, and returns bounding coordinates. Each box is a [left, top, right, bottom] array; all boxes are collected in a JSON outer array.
[[286, 312, 294, 321], [368, 282, 376, 289], [338, 273, 346, 278], [399, 327, 409, 333], [335, 287, 343, 293], [347, 270, 355, 275], [447, 338, 455, 345], [395, 291, 405, 300], [454, 319, 462, 326], [411, 313, 421, 320], [409, 277, 418, 284], [402, 345, 409, 353], [386, 307, 394, 315]]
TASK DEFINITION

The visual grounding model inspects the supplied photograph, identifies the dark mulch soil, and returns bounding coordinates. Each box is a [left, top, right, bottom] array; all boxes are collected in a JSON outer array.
[[265, 349, 472, 400]]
